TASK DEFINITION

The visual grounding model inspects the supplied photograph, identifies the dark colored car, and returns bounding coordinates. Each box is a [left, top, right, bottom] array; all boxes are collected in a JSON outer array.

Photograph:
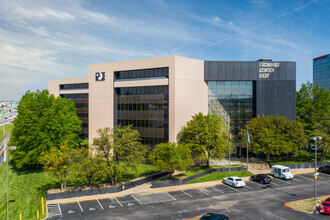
[[318, 199, 330, 215], [250, 174, 272, 184], [318, 165, 330, 174], [200, 213, 229, 220]]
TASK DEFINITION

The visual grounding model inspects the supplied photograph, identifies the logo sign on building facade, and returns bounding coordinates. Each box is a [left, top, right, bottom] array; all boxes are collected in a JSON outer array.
[[95, 72, 105, 81], [259, 62, 280, 79]]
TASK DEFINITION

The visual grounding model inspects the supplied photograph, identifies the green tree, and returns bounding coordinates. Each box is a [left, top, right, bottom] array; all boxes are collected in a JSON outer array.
[[313, 113, 330, 161], [93, 125, 147, 185], [149, 142, 193, 177], [239, 115, 306, 160], [71, 148, 105, 186], [10, 90, 82, 168], [40, 142, 72, 190], [296, 82, 330, 137], [177, 113, 228, 167]]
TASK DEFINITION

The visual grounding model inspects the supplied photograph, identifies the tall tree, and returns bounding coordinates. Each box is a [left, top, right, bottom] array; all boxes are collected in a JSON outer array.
[[149, 142, 193, 177], [177, 113, 228, 167], [239, 115, 306, 160], [11, 90, 82, 168], [71, 148, 105, 186], [313, 113, 330, 161], [40, 142, 72, 190], [93, 125, 147, 185], [296, 82, 330, 137]]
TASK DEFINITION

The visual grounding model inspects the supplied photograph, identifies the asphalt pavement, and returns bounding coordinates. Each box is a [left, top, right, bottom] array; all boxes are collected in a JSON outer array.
[[46, 172, 330, 220]]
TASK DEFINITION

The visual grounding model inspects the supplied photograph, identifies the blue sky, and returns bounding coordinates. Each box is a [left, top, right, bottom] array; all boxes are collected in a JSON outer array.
[[0, 0, 329, 101]]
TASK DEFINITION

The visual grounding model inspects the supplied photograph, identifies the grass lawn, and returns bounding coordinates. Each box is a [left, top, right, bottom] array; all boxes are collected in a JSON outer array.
[[284, 195, 330, 213], [0, 155, 54, 219], [0, 155, 159, 219], [263, 153, 330, 165], [0, 123, 14, 142], [168, 164, 245, 180], [186, 171, 254, 184]]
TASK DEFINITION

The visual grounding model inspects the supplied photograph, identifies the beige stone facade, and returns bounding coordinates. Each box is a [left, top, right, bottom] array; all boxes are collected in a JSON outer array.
[[48, 56, 208, 145]]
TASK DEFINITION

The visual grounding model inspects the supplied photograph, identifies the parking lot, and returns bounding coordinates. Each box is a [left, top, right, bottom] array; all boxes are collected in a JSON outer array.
[[47, 172, 330, 220]]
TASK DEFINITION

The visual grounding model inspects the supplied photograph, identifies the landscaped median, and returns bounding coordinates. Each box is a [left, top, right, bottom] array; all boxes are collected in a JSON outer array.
[[283, 195, 330, 213], [152, 165, 250, 188]]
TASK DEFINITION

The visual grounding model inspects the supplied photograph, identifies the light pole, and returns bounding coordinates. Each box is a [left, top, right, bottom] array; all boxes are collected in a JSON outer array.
[[309, 136, 322, 207], [6, 145, 17, 220]]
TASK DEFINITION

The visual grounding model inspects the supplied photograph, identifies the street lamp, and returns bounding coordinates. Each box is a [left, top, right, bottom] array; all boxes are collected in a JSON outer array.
[[309, 136, 322, 208], [6, 145, 17, 220]]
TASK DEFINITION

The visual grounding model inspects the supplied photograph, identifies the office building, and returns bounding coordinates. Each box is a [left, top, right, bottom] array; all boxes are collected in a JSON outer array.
[[49, 56, 296, 145], [313, 54, 330, 90]]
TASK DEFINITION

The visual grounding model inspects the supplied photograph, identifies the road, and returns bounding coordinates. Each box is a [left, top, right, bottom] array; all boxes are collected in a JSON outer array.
[[47, 172, 330, 220]]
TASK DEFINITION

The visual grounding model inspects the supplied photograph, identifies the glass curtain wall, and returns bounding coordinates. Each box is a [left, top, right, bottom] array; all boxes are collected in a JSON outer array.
[[60, 93, 89, 139], [208, 81, 255, 134], [115, 85, 169, 146]]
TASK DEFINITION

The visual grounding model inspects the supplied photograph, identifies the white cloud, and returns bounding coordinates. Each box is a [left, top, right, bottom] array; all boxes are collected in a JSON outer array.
[[14, 6, 76, 21], [213, 16, 222, 22]]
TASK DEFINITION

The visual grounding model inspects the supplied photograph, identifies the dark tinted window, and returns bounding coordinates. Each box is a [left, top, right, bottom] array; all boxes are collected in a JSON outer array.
[[114, 67, 169, 80], [322, 202, 330, 207], [115, 85, 169, 146], [60, 93, 88, 139], [59, 83, 88, 90]]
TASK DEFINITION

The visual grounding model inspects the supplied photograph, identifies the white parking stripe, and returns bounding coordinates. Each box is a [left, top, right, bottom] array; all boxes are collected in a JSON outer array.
[[181, 190, 193, 198], [166, 192, 177, 200], [298, 175, 313, 181], [211, 186, 224, 193], [271, 181, 279, 186], [198, 189, 209, 196], [222, 183, 239, 191], [244, 184, 252, 189], [96, 199, 104, 209], [58, 203, 62, 215], [131, 195, 142, 205], [274, 178, 292, 184], [292, 178, 303, 183], [77, 202, 83, 212], [114, 197, 123, 207]]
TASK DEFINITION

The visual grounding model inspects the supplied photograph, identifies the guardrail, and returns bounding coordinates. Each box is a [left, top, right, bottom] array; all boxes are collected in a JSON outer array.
[[0, 134, 10, 150]]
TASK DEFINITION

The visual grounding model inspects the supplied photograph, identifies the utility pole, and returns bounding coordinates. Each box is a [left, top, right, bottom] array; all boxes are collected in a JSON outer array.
[[228, 130, 231, 174], [309, 136, 322, 209]]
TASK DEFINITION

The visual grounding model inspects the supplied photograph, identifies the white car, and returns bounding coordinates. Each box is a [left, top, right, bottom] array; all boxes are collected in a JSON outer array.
[[223, 176, 246, 188]]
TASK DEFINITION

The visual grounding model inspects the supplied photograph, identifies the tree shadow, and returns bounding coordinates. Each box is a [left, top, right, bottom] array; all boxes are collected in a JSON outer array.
[[9, 158, 43, 175]]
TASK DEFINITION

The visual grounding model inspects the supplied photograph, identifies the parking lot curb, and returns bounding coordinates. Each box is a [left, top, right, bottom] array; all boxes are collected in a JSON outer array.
[[294, 171, 315, 175], [154, 182, 224, 193], [47, 194, 123, 205], [283, 194, 330, 214]]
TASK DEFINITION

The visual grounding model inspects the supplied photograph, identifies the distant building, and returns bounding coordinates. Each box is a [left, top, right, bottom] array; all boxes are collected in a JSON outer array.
[[313, 54, 330, 90], [49, 56, 296, 145]]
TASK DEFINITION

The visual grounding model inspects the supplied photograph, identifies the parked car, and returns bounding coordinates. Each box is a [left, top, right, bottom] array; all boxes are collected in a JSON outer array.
[[200, 213, 229, 220], [318, 198, 330, 215], [223, 176, 245, 188], [250, 174, 272, 184], [318, 165, 330, 174]]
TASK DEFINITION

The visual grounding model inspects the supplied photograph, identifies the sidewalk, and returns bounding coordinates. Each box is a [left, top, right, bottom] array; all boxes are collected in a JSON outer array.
[[47, 168, 315, 205]]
